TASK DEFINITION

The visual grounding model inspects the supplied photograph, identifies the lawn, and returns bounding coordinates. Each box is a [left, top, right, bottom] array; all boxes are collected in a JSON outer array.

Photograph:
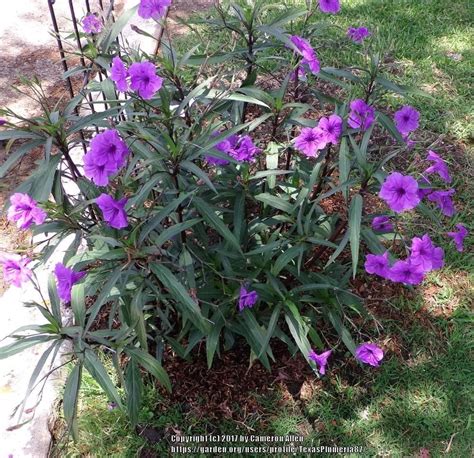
[[51, 0, 473, 456]]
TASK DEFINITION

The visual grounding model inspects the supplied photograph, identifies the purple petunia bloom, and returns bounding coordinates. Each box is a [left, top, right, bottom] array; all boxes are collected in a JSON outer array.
[[417, 176, 433, 200], [347, 99, 375, 131], [319, 0, 340, 14], [355, 343, 384, 367], [290, 35, 320, 75], [82, 14, 103, 34], [428, 189, 456, 216], [364, 252, 390, 278], [110, 57, 129, 92], [229, 135, 262, 162], [54, 263, 86, 303], [379, 172, 420, 213], [388, 259, 425, 285], [205, 132, 238, 166], [318, 114, 343, 145], [447, 224, 468, 252], [0, 118, 6, 126], [0, 253, 32, 287], [138, 0, 171, 20], [84, 129, 129, 186], [238, 287, 258, 312], [394, 105, 420, 134], [347, 27, 371, 43], [294, 127, 326, 158], [425, 150, 452, 183], [308, 349, 332, 375], [129, 62, 163, 100], [410, 234, 444, 272], [96, 194, 129, 229], [7, 193, 47, 229], [372, 216, 394, 233]]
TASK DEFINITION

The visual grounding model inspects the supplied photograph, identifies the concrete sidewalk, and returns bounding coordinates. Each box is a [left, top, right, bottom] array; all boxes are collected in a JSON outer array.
[[0, 1, 161, 456]]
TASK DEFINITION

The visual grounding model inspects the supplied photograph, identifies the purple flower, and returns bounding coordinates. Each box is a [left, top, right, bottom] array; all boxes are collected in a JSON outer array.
[[0, 253, 32, 287], [138, 0, 171, 20], [0, 119, 6, 126], [388, 259, 425, 285], [355, 343, 384, 367], [417, 176, 433, 199], [318, 114, 343, 145], [294, 127, 326, 158], [410, 234, 444, 272], [290, 35, 320, 75], [308, 349, 332, 375], [428, 189, 456, 216], [205, 132, 238, 166], [347, 99, 375, 131], [129, 62, 163, 100], [394, 105, 420, 134], [54, 263, 86, 303], [319, 0, 341, 14], [110, 57, 129, 92], [425, 150, 452, 183], [372, 216, 394, 233], [364, 252, 390, 278], [229, 135, 262, 162], [96, 194, 129, 229], [7, 193, 47, 229], [347, 27, 371, 43], [447, 224, 468, 252], [379, 172, 420, 213], [84, 152, 118, 186], [107, 401, 118, 411], [84, 129, 129, 186], [82, 14, 103, 34], [238, 287, 258, 312]]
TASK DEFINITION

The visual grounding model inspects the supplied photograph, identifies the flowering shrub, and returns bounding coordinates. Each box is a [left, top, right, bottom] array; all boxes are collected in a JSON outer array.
[[0, 0, 468, 433]]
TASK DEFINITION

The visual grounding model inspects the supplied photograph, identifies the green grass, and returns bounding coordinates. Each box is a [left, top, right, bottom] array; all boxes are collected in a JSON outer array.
[[51, 1, 473, 456]]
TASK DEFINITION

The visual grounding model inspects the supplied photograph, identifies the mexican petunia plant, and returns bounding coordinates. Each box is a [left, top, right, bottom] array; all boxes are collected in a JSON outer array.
[[0, 0, 468, 434]]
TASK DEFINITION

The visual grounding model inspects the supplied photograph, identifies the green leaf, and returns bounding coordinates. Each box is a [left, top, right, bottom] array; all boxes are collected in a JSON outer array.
[[181, 160, 217, 194], [71, 283, 86, 328], [125, 359, 143, 427], [271, 245, 305, 276], [338, 138, 351, 201], [0, 140, 43, 178], [100, 5, 138, 52], [63, 363, 82, 440], [193, 197, 242, 253], [139, 192, 194, 243], [377, 112, 405, 144], [349, 195, 363, 278], [0, 336, 57, 359], [325, 306, 357, 355], [153, 218, 202, 248], [84, 349, 122, 408], [258, 305, 281, 359], [255, 193, 293, 213], [85, 267, 122, 333], [284, 304, 315, 370], [150, 264, 209, 334], [126, 347, 171, 392], [206, 315, 224, 369]]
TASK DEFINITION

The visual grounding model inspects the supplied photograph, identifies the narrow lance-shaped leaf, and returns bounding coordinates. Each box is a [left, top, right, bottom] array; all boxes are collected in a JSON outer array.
[[349, 194, 363, 278], [63, 363, 82, 440], [84, 349, 123, 408], [125, 359, 143, 427]]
